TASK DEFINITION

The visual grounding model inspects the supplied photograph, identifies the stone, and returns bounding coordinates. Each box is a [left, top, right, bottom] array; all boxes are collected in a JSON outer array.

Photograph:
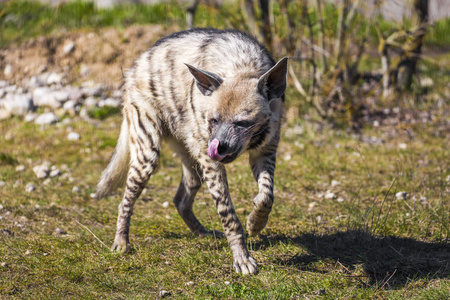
[[25, 183, 36, 193], [162, 201, 169, 208], [1, 93, 34, 115], [63, 41, 75, 54], [67, 132, 80, 141], [33, 87, 60, 108], [331, 180, 341, 187], [398, 143, 407, 150], [0, 181, 5, 188], [99, 97, 121, 108], [324, 191, 336, 199], [34, 112, 59, 125], [83, 97, 98, 108], [158, 290, 171, 298], [33, 164, 50, 179], [4, 64, 12, 77], [49, 169, 61, 177], [72, 186, 81, 193], [47, 72, 63, 85], [15, 165, 26, 172], [24, 113, 38, 122], [396, 192, 407, 200]]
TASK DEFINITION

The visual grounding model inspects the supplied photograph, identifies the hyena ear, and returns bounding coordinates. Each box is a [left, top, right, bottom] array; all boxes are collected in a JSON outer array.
[[257, 57, 288, 100], [185, 64, 223, 96]]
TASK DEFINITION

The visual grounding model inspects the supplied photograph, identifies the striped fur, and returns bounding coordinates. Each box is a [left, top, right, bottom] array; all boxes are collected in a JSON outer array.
[[96, 28, 287, 275]]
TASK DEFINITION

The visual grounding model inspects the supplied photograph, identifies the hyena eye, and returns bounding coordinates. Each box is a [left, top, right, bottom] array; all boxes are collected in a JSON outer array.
[[234, 120, 252, 128], [210, 118, 219, 126]]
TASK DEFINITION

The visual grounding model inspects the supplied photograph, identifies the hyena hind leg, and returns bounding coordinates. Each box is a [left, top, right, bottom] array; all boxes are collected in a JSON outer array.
[[112, 105, 161, 253], [171, 143, 223, 237]]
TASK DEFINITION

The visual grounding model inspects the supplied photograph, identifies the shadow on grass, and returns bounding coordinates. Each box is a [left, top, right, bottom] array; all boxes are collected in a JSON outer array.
[[259, 230, 450, 287]]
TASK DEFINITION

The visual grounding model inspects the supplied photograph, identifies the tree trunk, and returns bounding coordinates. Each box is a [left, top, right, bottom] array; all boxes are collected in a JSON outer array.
[[397, 0, 428, 90]]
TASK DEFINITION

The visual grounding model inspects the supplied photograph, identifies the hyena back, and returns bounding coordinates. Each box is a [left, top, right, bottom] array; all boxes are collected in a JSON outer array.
[[96, 28, 288, 275]]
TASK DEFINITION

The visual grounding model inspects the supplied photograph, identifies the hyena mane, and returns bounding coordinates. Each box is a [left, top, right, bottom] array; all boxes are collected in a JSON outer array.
[[96, 28, 288, 275]]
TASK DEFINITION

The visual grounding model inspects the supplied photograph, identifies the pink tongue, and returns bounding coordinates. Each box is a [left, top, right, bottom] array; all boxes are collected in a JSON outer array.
[[208, 139, 226, 161]]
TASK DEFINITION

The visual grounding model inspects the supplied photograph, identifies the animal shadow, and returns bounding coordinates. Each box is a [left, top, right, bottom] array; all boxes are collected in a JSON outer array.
[[259, 230, 450, 287]]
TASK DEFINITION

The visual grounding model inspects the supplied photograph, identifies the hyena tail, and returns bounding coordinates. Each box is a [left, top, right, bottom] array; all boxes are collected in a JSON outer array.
[[96, 119, 130, 199]]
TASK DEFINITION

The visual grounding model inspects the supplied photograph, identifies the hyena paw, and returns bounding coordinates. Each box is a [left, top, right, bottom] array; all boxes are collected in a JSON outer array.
[[246, 209, 269, 237], [111, 236, 131, 253], [233, 255, 258, 275]]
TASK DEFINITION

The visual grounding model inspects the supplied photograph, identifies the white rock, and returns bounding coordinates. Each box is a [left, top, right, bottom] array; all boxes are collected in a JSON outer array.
[[83, 97, 98, 107], [324, 192, 336, 199], [0, 181, 5, 188], [162, 201, 170, 208], [316, 215, 322, 223], [158, 290, 171, 298], [185, 281, 195, 286], [395, 192, 407, 200], [63, 41, 75, 54], [331, 180, 341, 187], [337, 197, 345, 203], [72, 186, 81, 193], [420, 77, 434, 88], [46, 72, 63, 85], [24, 113, 38, 122], [1, 262, 8, 268], [1, 93, 34, 115], [34, 112, 59, 125], [33, 164, 50, 179], [99, 97, 121, 108], [224, 281, 231, 285], [15, 165, 26, 172], [25, 250, 32, 255], [4, 64, 12, 77], [25, 183, 36, 193], [398, 143, 407, 150], [52, 90, 70, 103], [49, 169, 61, 177], [67, 88, 83, 101], [67, 132, 80, 141], [33, 87, 60, 108]]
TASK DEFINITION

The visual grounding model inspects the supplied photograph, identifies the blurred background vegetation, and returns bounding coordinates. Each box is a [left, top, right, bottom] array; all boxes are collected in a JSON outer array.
[[1, 0, 449, 130]]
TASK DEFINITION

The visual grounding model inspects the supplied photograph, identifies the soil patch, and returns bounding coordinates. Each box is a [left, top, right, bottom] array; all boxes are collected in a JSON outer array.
[[0, 25, 176, 89]]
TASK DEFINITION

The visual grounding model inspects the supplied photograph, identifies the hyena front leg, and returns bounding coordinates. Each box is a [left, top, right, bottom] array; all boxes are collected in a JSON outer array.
[[172, 148, 218, 236], [200, 157, 257, 275], [112, 104, 161, 253], [246, 151, 277, 236]]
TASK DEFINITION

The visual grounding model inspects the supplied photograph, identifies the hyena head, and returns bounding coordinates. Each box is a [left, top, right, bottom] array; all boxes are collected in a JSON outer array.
[[186, 57, 288, 164]]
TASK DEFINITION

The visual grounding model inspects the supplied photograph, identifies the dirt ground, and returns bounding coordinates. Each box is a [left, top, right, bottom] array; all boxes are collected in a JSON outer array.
[[0, 24, 177, 88]]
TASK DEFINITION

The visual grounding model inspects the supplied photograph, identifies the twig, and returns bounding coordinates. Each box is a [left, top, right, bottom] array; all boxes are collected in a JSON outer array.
[[379, 269, 397, 290], [75, 219, 108, 249], [288, 64, 307, 97]]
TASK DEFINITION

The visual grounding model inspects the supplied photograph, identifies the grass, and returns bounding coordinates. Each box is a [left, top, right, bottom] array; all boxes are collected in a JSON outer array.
[[2, 0, 450, 49], [0, 102, 448, 298]]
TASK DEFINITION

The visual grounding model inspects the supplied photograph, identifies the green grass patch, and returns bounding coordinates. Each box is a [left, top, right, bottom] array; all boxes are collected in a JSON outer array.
[[87, 105, 121, 120]]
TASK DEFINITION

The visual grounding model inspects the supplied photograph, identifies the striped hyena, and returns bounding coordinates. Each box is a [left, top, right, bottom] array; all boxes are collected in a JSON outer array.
[[96, 28, 287, 275]]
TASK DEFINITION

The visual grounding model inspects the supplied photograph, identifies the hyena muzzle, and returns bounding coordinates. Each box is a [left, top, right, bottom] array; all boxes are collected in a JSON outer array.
[[96, 28, 287, 275]]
